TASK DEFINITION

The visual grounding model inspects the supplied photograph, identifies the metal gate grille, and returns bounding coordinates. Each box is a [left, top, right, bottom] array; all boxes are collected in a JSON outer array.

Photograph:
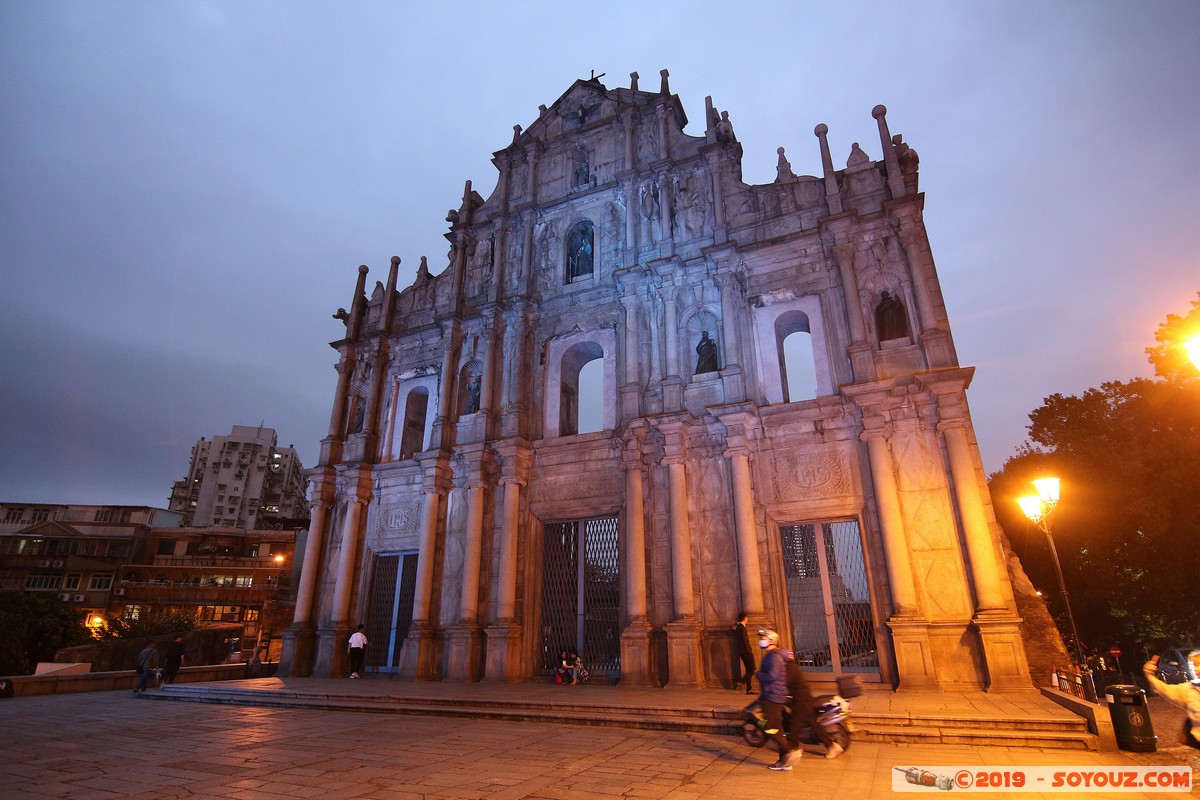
[[781, 521, 879, 675], [540, 517, 621, 676], [365, 552, 418, 673]]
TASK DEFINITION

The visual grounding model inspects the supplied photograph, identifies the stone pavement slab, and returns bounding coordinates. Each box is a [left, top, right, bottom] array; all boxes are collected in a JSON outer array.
[[0, 687, 1195, 799]]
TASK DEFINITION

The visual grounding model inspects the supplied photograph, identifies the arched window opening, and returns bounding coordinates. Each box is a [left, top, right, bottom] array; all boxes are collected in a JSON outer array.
[[782, 331, 818, 403], [559, 342, 604, 436], [875, 291, 910, 343], [776, 310, 818, 403], [565, 220, 594, 283], [576, 359, 603, 435], [398, 388, 429, 460]]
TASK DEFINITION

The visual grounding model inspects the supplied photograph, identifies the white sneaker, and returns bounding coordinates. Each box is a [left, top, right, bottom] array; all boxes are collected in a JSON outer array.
[[825, 742, 844, 759]]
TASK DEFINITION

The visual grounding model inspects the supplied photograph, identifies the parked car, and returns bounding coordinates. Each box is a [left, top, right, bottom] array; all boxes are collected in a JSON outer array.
[[1156, 647, 1200, 685]]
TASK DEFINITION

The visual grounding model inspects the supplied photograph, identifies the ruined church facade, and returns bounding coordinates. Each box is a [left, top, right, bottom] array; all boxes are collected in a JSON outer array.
[[280, 72, 1033, 692]]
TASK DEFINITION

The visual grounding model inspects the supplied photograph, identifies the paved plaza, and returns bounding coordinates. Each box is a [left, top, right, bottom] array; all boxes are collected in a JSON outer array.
[[1, 687, 1196, 799]]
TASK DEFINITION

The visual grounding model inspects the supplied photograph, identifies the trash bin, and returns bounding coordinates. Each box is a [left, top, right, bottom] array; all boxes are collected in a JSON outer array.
[[1105, 684, 1156, 752]]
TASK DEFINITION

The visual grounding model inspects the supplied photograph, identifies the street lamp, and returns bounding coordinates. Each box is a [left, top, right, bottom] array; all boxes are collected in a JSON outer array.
[[1017, 476, 1098, 700], [1184, 333, 1200, 372]]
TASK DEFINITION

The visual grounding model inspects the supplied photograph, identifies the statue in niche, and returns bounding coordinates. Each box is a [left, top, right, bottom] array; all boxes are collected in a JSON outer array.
[[639, 179, 661, 245], [875, 291, 910, 341], [464, 375, 481, 414], [695, 330, 719, 374], [566, 221, 594, 279], [573, 152, 590, 188], [349, 398, 365, 434]]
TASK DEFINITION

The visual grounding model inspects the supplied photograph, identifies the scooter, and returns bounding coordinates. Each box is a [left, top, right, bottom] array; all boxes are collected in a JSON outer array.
[[741, 693, 853, 755]]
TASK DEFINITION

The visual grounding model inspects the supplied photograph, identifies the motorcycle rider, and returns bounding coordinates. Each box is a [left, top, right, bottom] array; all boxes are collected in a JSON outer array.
[[785, 655, 843, 758], [754, 629, 798, 770]]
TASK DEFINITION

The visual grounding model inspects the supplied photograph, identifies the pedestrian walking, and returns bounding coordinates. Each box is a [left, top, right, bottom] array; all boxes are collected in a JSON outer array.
[[733, 612, 755, 694], [347, 624, 368, 679], [161, 636, 185, 686], [785, 654, 842, 758], [133, 641, 160, 694]]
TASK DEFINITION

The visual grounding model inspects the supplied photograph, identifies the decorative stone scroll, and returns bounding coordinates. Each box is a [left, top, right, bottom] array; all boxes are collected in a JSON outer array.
[[771, 448, 851, 501]]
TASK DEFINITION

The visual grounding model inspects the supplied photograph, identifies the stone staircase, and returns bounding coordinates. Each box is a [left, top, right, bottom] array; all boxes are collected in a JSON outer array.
[[141, 682, 1098, 751]]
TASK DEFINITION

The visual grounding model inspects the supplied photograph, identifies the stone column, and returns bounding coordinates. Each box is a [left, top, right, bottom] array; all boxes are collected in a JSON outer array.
[[939, 420, 1033, 689], [726, 448, 764, 615], [940, 421, 1005, 612], [715, 269, 746, 402], [862, 424, 939, 689], [315, 493, 367, 678], [326, 358, 354, 439], [619, 294, 642, 420], [400, 485, 443, 680], [330, 496, 367, 627], [292, 498, 330, 628], [833, 239, 876, 383], [446, 477, 486, 681], [380, 380, 399, 461], [861, 427, 918, 614], [666, 459, 695, 618], [660, 281, 682, 411], [478, 316, 497, 417], [897, 228, 938, 334], [620, 451, 654, 685], [484, 474, 523, 681], [663, 445, 703, 686], [279, 489, 330, 677]]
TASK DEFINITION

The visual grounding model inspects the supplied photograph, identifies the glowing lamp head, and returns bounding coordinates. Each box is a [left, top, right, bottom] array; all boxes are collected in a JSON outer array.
[[1032, 476, 1060, 506], [1017, 495, 1045, 523], [1185, 333, 1200, 371]]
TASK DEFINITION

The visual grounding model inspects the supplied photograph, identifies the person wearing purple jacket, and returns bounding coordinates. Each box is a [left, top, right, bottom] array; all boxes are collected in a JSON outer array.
[[754, 629, 797, 770]]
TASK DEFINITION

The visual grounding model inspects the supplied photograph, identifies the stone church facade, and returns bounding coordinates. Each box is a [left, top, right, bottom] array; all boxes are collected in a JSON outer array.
[[280, 71, 1033, 691]]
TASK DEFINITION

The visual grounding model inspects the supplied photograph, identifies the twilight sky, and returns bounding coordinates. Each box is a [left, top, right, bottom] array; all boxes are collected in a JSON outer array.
[[2, 1, 1197, 508]]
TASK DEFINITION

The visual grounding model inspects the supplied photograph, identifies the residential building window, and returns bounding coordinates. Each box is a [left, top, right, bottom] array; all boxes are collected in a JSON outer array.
[[31, 509, 50, 523], [4, 508, 24, 523], [25, 574, 61, 590], [63, 574, 81, 589], [156, 540, 177, 556], [88, 574, 114, 590]]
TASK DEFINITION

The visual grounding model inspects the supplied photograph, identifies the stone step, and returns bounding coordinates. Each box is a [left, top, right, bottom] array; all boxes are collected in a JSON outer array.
[[143, 684, 1097, 750], [855, 724, 1096, 750]]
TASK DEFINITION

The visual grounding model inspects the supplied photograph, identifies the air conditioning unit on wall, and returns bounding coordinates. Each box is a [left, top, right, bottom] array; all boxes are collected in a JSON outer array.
[[113, 587, 125, 596], [59, 593, 72, 602], [74, 595, 85, 602]]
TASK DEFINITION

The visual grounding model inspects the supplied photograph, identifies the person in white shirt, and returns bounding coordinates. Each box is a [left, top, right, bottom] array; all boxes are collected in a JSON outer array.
[[347, 624, 368, 679]]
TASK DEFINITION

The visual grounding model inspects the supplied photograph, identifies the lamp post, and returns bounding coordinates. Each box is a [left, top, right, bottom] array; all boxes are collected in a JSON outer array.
[[1017, 476, 1098, 701]]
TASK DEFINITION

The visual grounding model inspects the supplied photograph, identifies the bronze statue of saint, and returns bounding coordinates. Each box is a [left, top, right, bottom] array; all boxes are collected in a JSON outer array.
[[695, 330, 719, 374]]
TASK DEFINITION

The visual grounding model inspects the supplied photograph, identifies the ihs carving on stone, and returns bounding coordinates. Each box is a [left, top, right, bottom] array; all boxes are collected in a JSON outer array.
[[772, 449, 850, 500]]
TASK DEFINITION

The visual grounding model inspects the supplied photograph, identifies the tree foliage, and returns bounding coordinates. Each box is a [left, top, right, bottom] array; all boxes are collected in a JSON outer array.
[[94, 607, 198, 641], [1146, 291, 1200, 382], [0, 592, 92, 675], [990, 374, 1200, 663]]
